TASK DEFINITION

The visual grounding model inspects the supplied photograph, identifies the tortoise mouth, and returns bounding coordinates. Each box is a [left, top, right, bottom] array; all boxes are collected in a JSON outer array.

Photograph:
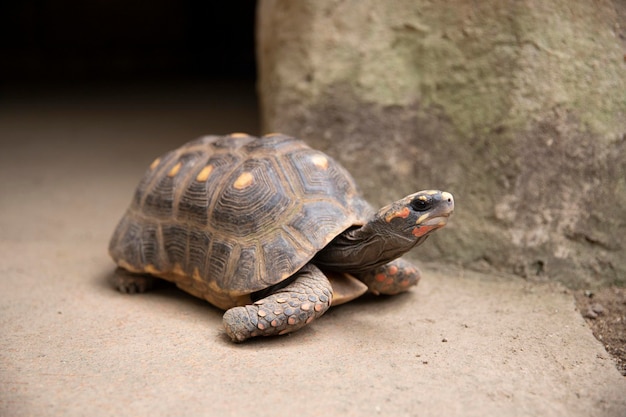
[[419, 201, 453, 225], [409, 211, 451, 239], [421, 215, 449, 228]]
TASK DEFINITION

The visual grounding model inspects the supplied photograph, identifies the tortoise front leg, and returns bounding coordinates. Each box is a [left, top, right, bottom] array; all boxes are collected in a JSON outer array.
[[355, 258, 421, 295], [222, 264, 332, 342]]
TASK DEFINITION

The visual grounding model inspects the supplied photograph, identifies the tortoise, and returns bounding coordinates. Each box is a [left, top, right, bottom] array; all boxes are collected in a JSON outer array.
[[109, 133, 454, 342]]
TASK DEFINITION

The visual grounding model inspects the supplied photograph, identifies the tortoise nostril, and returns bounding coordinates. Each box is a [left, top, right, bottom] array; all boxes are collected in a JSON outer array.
[[440, 192, 454, 209]]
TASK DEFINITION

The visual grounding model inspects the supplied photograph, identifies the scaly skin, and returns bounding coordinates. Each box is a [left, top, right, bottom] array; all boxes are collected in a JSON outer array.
[[223, 264, 332, 342], [357, 258, 421, 295]]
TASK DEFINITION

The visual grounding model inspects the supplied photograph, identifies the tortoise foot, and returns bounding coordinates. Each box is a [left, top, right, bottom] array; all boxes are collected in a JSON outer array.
[[357, 258, 421, 295], [110, 268, 156, 294], [223, 264, 332, 342]]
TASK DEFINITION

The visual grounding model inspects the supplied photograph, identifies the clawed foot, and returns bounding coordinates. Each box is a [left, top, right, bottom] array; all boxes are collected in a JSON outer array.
[[110, 268, 156, 294]]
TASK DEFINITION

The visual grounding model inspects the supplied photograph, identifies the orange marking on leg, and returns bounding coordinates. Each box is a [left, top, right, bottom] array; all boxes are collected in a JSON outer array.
[[301, 303, 311, 311], [375, 273, 387, 282], [388, 265, 398, 275], [288, 317, 296, 325], [385, 206, 411, 223], [229, 132, 250, 138]]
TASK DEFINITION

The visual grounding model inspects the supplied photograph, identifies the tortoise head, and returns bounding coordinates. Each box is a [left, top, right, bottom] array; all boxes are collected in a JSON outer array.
[[315, 190, 454, 273], [380, 190, 454, 242], [378, 190, 454, 234]]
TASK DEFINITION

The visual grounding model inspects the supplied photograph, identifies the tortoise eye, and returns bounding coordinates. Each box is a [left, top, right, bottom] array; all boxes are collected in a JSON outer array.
[[410, 197, 432, 212]]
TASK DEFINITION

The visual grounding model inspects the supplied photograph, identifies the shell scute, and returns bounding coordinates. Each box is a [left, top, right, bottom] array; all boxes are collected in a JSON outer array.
[[208, 157, 294, 238], [162, 223, 188, 268], [187, 230, 212, 275], [286, 149, 359, 208]]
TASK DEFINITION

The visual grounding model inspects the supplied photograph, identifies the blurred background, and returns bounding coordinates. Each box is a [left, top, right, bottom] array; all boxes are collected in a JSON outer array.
[[0, 0, 260, 188], [0, 1, 257, 92]]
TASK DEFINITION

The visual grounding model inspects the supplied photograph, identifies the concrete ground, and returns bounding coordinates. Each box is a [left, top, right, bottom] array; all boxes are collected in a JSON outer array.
[[1, 82, 624, 417]]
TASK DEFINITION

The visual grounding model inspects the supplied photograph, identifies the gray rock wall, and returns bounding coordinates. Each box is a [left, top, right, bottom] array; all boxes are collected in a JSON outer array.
[[256, 0, 626, 288]]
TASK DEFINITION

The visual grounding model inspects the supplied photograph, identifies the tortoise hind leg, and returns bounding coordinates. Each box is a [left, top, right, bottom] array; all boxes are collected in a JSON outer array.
[[110, 267, 157, 294], [355, 258, 421, 295], [223, 264, 332, 342]]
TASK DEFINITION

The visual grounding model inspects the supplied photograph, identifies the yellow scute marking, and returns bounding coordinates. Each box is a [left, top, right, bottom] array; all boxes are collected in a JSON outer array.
[[192, 267, 202, 280], [173, 263, 185, 276], [208, 280, 223, 293], [196, 165, 213, 182], [149, 157, 161, 170], [229, 132, 250, 138], [118, 259, 140, 273], [234, 172, 254, 189], [311, 155, 328, 169], [168, 162, 182, 177], [144, 264, 159, 274]]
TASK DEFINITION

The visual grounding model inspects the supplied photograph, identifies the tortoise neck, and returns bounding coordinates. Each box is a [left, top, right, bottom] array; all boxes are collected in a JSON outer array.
[[314, 214, 426, 274]]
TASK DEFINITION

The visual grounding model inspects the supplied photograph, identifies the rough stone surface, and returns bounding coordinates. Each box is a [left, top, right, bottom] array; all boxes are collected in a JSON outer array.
[[257, 0, 626, 288], [1, 83, 625, 417]]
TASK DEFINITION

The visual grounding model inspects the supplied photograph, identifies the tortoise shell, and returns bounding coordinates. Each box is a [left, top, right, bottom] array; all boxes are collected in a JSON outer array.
[[109, 133, 374, 309]]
